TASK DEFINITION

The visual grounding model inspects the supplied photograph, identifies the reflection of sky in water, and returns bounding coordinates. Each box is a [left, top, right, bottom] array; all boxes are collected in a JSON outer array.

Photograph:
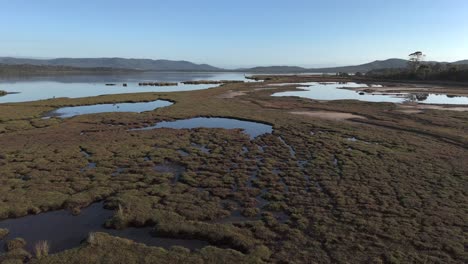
[[49, 100, 173, 118], [133, 117, 273, 139], [416, 94, 468, 105], [272, 82, 468, 105], [0, 72, 255, 103], [0, 202, 208, 254]]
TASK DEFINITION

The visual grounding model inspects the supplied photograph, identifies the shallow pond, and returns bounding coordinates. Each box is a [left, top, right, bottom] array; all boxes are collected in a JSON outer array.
[[45, 100, 173, 118], [132, 117, 273, 139], [0, 72, 255, 104], [272, 82, 468, 105], [0, 202, 208, 254]]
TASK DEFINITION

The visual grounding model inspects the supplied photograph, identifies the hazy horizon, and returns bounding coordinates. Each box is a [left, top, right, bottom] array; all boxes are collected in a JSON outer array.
[[1, 0, 467, 68], [0, 55, 418, 69]]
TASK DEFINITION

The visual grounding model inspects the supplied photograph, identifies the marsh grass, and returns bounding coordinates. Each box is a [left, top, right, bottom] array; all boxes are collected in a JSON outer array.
[[4, 238, 26, 251], [0, 77, 466, 263], [0, 228, 9, 239], [87, 232, 97, 245], [117, 204, 125, 219]]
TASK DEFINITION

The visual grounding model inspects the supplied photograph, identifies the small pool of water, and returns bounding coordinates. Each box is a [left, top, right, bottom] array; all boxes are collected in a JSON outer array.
[[406, 94, 468, 105], [45, 100, 173, 118], [0, 202, 208, 254], [132, 117, 273, 139], [271, 82, 468, 105]]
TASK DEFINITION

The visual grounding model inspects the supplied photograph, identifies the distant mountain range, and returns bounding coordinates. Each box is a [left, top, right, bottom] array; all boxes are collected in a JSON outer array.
[[241, 59, 468, 73], [0, 57, 222, 72], [453, 60, 468, 65], [0, 64, 139, 76], [238, 59, 410, 73], [0, 57, 467, 73]]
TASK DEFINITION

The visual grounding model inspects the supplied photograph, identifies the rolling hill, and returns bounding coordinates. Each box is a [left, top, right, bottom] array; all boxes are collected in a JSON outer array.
[[0, 57, 222, 72], [454, 60, 468, 65], [1, 57, 467, 74]]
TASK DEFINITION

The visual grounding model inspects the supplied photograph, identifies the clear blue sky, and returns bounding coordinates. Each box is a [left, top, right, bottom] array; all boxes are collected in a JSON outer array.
[[1, 0, 467, 68]]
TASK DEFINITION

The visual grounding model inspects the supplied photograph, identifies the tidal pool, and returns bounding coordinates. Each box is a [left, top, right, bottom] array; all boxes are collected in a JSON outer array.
[[0, 72, 256, 104], [132, 117, 273, 139], [45, 100, 173, 118], [272, 82, 468, 105], [0, 202, 208, 254]]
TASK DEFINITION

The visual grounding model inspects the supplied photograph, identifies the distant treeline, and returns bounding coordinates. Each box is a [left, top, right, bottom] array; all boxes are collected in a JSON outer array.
[[364, 63, 468, 82], [0, 64, 141, 76]]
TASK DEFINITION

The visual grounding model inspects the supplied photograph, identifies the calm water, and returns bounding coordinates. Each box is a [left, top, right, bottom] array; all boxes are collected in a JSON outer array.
[[0, 72, 254, 104], [132, 117, 273, 139], [0, 202, 209, 254], [272, 82, 468, 105], [45, 100, 173, 118]]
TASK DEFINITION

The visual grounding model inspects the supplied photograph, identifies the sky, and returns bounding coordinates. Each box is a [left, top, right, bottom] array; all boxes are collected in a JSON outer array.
[[1, 0, 467, 68]]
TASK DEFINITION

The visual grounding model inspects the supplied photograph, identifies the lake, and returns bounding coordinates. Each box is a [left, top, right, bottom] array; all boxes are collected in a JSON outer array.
[[0, 72, 254, 103]]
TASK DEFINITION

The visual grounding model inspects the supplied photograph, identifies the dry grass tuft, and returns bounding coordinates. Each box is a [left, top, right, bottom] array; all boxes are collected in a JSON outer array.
[[34, 240, 49, 259], [87, 232, 97, 245]]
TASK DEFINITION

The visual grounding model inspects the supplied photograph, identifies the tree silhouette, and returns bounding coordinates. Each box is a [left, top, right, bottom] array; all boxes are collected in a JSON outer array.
[[408, 51, 426, 71]]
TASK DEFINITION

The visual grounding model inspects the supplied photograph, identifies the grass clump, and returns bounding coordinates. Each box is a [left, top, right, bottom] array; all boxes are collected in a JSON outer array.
[[32, 232, 267, 264], [153, 220, 260, 254], [0, 228, 9, 240], [4, 238, 26, 251], [34, 240, 50, 259]]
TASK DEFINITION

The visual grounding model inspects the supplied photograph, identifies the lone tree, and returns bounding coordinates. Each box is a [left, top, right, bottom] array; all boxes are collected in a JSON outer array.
[[408, 51, 425, 71]]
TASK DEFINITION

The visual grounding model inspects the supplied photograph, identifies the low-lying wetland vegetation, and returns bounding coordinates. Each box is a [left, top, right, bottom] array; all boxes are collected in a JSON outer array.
[[0, 74, 466, 263]]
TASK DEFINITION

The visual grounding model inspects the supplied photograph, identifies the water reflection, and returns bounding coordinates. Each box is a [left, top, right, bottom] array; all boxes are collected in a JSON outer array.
[[403, 93, 468, 104], [132, 117, 273, 139], [0, 203, 208, 254], [272, 82, 468, 105], [45, 100, 173, 118], [0, 72, 254, 103]]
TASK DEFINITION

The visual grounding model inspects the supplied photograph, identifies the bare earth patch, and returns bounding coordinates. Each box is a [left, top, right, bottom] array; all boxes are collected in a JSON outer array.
[[290, 111, 366, 120], [398, 109, 424, 114], [217, 90, 247, 99], [398, 104, 468, 113], [254, 87, 279, 91]]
